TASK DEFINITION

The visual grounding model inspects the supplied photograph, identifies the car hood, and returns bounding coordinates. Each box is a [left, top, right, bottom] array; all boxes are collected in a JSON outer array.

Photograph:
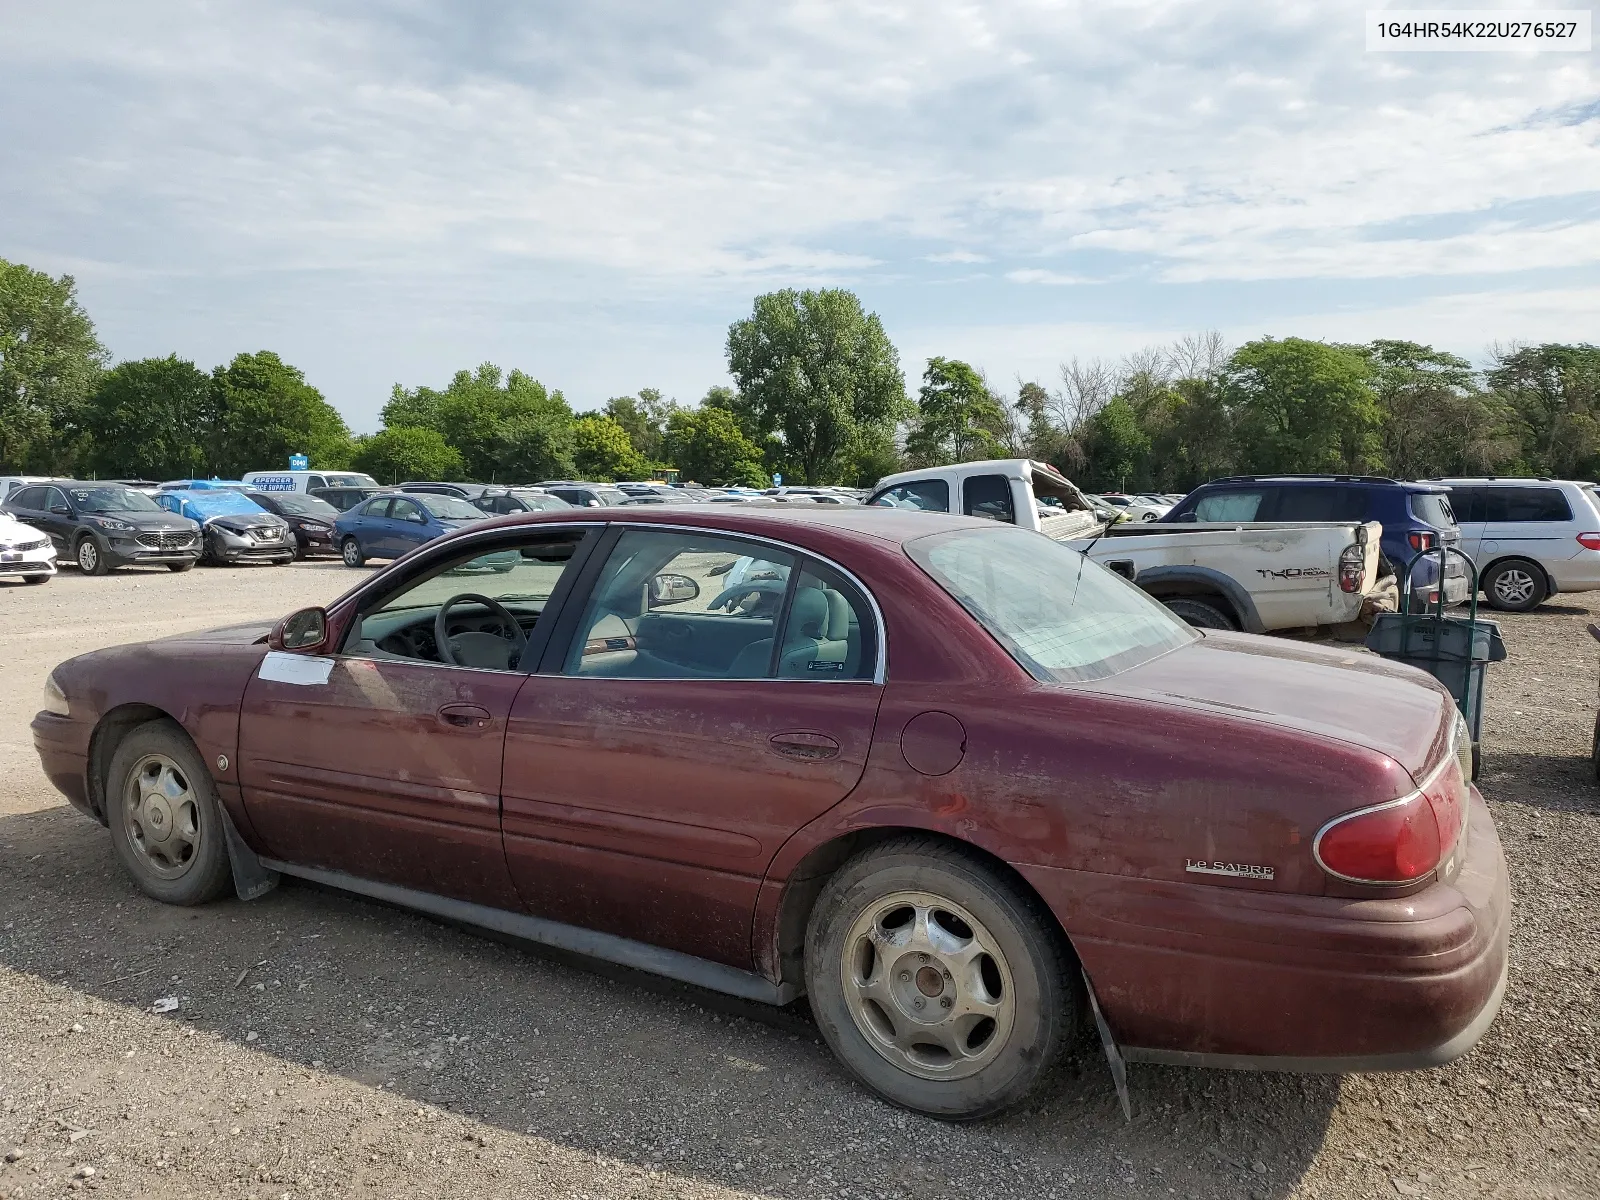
[[205, 513, 284, 532], [156, 620, 278, 645], [1084, 630, 1454, 780], [102, 512, 197, 532]]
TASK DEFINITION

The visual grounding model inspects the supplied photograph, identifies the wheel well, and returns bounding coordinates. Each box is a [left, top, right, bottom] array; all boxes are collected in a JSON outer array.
[[772, 827, 1078, 993], [86, 703, 173, 824], [1138, 584, 1238, 622]]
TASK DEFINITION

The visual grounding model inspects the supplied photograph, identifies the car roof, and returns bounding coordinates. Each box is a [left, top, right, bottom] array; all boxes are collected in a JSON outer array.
[[1194, 475, 1448, 494], [466, 501, 994, 547], [1425, 476, 1596, 486]]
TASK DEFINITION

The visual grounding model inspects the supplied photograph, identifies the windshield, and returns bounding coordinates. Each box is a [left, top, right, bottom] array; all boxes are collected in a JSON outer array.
[[172, 491, 265, 519], [417, 495, 488, 521], [907, 526, 1197, 683], [595, 488, 630, 505], [326, 473, 379, 488], [268, 493, 339, 518], [69, 487, 161, 513]]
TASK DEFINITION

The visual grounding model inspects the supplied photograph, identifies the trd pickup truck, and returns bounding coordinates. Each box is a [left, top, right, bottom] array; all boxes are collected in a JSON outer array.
[[869, 459, 1387, 633]]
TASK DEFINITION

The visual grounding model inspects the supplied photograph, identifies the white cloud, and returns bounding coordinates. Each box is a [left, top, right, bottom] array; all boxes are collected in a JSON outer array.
[[1, 0, 1595, 424]]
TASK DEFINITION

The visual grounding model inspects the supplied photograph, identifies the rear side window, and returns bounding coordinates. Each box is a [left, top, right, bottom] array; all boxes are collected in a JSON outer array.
[[363, 498, 393, 517], [1409, 492, 1456, 528], [8, 486, 45, 509], [777, 562, 877, 681], [1483, 487, 1571, 523], [1192, 489, 1265, 521], [1272, 486, 1370, 522], [871, 480, 951, 512], [963, 475, 1015, 523]]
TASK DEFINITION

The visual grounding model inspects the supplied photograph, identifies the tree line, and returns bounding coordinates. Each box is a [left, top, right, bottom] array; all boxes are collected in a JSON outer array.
[[4, 255, 1598, 490]]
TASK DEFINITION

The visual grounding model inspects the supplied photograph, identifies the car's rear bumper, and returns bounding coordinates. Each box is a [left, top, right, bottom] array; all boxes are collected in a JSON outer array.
[[31, 710, 94, 819], [1019, 786, 1509, 1069]]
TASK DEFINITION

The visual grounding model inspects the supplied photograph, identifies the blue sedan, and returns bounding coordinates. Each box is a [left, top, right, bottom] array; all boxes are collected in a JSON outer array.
[[335, 492, 493, 567]]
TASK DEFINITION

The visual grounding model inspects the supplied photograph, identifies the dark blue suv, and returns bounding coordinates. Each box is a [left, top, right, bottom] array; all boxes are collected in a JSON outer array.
[[1161, 475, 1469, 606]]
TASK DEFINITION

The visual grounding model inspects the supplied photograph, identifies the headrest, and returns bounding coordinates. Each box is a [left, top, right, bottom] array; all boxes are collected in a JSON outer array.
[[788, 588, 828, 640], [823, 588, 849, 640]]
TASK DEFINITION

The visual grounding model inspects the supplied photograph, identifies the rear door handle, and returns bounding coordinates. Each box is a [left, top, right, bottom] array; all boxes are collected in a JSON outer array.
[[769, 731, 840, 761], [438, 703, 493, 730]]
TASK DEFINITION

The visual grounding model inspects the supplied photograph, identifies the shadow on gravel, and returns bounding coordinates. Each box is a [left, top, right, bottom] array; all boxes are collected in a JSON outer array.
[[1478, 750, 1600, 815], [0, 804, 1338, 1199]]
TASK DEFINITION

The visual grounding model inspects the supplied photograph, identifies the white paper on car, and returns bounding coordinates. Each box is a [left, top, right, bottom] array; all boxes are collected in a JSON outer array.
[[258, 651, 335, 686]]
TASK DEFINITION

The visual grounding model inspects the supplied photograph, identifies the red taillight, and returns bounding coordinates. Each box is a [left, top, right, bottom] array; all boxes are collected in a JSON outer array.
[[1338, 542, 1364, 593], [1314, 754, 1467, 885], [1578, 532, 1600, 551], [1408, 530, 1437, 553]]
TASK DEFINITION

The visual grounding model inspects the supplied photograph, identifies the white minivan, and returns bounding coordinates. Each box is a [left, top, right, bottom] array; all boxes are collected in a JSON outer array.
[[241, 469, 380, 494], [1433, 478, 1600, 611]]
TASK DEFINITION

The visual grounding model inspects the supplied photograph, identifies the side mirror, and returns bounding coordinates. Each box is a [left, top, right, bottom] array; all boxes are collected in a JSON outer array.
[[585, 499, 603, 507], [51, 505, 71, 516], [648, 573, 700, 606], [1105, 559, 1139, 583], [1176, 512, 1197, 523], [270, 606, 329, 652]]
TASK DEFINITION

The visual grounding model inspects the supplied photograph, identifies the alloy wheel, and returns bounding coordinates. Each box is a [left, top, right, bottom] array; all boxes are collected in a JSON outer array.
[[342, 538, 362, 567], [77, 540, 98, 572], [839, 890, 1015, 1081], [121, 753, 202, 880], [1493, 568, 1536, 607]]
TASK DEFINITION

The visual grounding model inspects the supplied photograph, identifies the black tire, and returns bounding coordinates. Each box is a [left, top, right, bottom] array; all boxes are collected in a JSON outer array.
[[1591, 714, 1599, 785], [341, 536, 366, 568], [804, 837, 1077, 1121], [76, 535, 110, 576], [24, 574, 49, 585], [1162, 596, 1236, 630], [1481, 559, 1547, 612], [1472, 741, 1482, 783], [167, 561, 195, 573], [105, 720, 232, 906]]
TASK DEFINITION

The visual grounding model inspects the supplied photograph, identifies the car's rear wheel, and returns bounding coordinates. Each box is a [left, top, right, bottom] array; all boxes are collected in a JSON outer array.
[[1162, 596, 1236, 630], [106, 721, 232, 906], [1482, 559, 1546, 612], [805, 838, 1076, 1120], [341, 536, 366, 568], [76, 536, 110, 576]]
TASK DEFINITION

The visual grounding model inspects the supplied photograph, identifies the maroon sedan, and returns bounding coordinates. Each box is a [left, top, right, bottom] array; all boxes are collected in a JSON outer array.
[[32, 507, 1508, 1119]]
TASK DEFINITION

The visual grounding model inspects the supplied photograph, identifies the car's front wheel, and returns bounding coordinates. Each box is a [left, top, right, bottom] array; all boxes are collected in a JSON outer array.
[[1482, 559, 1547, 612], [341, 536, 366, 567], [805, 838, 1077, 1121], [76, 536, 110, 576], [105, 721, 232, 906], [167, 561, 195, 573]]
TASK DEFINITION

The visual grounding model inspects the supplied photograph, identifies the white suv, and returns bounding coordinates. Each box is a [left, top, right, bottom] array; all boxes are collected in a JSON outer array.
[[1432, 478, 1600, 611]]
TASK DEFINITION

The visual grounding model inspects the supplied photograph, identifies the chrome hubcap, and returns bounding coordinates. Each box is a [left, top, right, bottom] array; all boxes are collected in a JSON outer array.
[[1494, 569, 1535, 605], [123, 754, 201, 879], [343, 540, 360, 565], [840, 891, 1014, 1080]]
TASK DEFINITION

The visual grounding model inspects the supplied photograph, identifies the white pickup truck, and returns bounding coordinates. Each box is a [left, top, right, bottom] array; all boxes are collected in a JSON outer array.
[[868, 459, 1387, 633]]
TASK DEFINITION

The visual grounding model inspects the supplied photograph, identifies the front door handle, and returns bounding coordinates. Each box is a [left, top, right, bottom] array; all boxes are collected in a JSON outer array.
[[769, 731, 840, 761], [438, 703, 493, 730]]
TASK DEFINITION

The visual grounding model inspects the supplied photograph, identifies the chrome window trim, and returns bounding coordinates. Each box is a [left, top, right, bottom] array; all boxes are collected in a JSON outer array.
[[605, 521, 888, 686]]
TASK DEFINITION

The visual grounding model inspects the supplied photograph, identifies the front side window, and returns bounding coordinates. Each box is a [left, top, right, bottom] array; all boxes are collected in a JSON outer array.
[[345, 532, 587, 670], [1192, 489, 1265, 522], [871, 480, 951, 512], [963, 475, 1016, 524], [565, 529, 799, 679], [389, 498, 427, 523], [908, 526, 1196, 683]]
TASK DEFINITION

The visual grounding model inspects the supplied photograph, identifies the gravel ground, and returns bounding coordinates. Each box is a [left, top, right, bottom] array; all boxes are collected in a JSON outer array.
[[1, 561, 1597, 1200]]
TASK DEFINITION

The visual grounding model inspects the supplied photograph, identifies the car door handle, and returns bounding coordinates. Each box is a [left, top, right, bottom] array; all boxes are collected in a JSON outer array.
[[438, 704, 493, 730], [769, 731, 840, 761]]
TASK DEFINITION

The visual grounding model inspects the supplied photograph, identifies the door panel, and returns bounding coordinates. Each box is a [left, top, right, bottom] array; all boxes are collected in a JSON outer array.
[[501, 677, 883, 966], [238, 657, 525, 911]]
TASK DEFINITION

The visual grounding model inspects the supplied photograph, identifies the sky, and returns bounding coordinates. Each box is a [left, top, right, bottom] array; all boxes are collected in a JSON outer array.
[[2, 0, 1598, 431]]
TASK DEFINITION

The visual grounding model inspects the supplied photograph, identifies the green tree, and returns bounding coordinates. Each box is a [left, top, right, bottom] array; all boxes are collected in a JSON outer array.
[[904, 357, 1007, 466], [352, 427, 464, 484], [1225, 337, 1381, 475], [384, 363, 574, 480], [1081, 396, 1150, 491], [1363, 340, 1514, 478], [82, 355, 211, 480], [1486, 343, 1600, 478], [603, 388, 678, 464], [572, 414, 647, 481], [726, 288, 907, 484], [207, 351, 352, 477], [664, 406, 768, 486], [0, 258, 106, 472]]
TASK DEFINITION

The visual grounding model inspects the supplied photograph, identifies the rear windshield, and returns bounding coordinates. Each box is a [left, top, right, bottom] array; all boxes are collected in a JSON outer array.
[[1409, 492, 1456, 528], [906, 526, 1197, 683], [416, 495, 487, 520], [267, 493, 339, 517]]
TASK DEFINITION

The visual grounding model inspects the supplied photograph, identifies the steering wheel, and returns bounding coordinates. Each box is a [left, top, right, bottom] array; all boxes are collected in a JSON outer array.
[[708, 578, 788, 617], [434, 593, 529, 670]]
